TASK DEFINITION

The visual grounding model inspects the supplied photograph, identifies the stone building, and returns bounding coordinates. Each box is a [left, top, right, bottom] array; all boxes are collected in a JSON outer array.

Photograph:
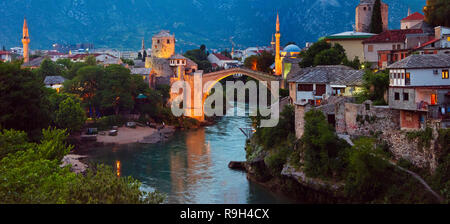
[[355, 0, 388, 33], [287, 65, 365, 106], [387, 54, 450, 130], [142, 30, 198, 87], [151, 30, 175, 59]]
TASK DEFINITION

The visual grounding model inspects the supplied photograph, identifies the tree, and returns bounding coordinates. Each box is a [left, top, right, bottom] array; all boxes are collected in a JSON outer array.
[[55, 97, 86, 133], [0, 128, 165, 204], [34, 58, 64, 80], [370, 0, 383, 34], [424, 0, 450, 27], [142, 50, 147, 62], [0, 62, 51, 138], [356, 70, 389, 105], [313, 48, 345, 66], [301, 110, 350, 178], [56, 58, 73, 70], [243, 51, 274, 73], [244, 55, 258, 71], [85, 55, 97, 66], [64, 62, 88, 80], [121, 58, 135, 66], [184, 45, 212, 72], [64, 66, 104, 118], [345, 137, 392, 201], [221, 49, 232, 59], [99, 65, 134, 115], [300, 40, 332, 68]]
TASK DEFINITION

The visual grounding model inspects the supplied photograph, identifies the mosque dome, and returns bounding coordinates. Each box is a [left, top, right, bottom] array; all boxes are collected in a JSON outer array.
[[283, 44, 301, 53]]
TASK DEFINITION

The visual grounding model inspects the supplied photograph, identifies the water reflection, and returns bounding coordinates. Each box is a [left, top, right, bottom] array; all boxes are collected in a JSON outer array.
[[87, 103, 294, 204]]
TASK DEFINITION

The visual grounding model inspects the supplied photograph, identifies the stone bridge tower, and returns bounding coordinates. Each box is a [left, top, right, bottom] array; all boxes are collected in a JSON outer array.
[[151, 30, 175, 59], [355, 0, 388, 33]]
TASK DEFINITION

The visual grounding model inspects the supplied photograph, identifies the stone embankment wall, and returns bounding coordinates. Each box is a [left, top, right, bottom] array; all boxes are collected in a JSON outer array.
[[336, 100, 400, 136]]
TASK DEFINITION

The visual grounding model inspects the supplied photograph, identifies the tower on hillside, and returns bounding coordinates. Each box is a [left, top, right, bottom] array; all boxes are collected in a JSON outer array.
[[22, 18, 30, 63], [151, 30, 175, 59], [355, 0, 388, 33], [274, 12, 282, 76]]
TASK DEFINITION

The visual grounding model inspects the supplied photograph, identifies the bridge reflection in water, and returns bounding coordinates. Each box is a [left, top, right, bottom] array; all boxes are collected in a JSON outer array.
[[86, 104, 294, 204]]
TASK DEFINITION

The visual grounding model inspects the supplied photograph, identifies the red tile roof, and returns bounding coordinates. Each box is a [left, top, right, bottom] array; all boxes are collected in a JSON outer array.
[[69, 53, 101, 60], [212, 53, 232, 61], [0, 51, 11, 55], [363, 29, 423, 44], [413, 38, 440, 50], [401, 12, 425, 21]]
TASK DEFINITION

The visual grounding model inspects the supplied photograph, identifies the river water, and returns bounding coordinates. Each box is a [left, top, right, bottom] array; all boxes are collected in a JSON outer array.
[[87, 105, 294, 204]]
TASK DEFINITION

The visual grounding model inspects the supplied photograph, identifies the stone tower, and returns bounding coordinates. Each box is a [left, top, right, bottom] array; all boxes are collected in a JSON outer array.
[[151, 30, 175, 59], [274, 12, 282, 76], [22, 18, 30, 63], [355, 0, 388, 33]]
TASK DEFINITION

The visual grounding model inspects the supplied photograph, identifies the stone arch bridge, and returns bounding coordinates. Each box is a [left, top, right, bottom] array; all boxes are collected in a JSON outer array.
[[173, 67, 281, 121]]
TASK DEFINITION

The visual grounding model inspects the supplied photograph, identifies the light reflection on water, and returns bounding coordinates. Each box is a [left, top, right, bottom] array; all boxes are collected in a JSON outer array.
[[87, 103, 294, 204]]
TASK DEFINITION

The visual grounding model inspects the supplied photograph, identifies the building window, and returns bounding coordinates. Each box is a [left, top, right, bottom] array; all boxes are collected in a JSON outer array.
[[298, 84, 313, 92], [392, 44, 396, 50], [397, 44, 401, 49], [442, 70, 449, 79], [363, 7, 366, 11], [403, 92, 409, 101], [405, 73, 410, 85], [368, 45, 373, 52], [433, 70, 438, 75], [395, 92, 400, 100], [157, 40, 160, 44], [431, 94, 437, 105]]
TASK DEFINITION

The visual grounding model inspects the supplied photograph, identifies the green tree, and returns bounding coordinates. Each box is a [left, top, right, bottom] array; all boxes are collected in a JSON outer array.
[[34, 58, 64, 80], [313, 48, 345, 66], [0, 62, 51, 138], [300, 40, 332, 68], [56, 58, 74, 70], [85, 55, 97, 66], [345, 137, 392, 201], [424, 0, 450, 27], [0, 129, 31, 159], [356, 70, 389, 105], [64, 66, 105, 117], [121, 58, 135, 66], [142, 50, 147, 62], [55, 97, 86, 133], [0, 128, 164, 204], [301, 110, 349, 178], [184, 45, 212, 72], [370, 0, 384, 34], [99, 65, 134, 115], [64, 62, 88, 80]]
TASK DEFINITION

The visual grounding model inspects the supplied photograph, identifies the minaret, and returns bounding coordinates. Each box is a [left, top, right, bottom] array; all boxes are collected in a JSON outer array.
[[274, 12, 282, 76], [22, 18, 30, 63], [141, 38, 145, 55]]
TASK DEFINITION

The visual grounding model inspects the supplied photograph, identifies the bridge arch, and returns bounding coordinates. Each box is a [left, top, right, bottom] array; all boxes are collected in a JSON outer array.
[[178, 67, 280, 121], [201, 67, 279, 94]]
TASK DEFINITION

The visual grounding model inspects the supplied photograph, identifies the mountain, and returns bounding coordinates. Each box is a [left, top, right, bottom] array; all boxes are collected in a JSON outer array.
[[0, 0, 426, 51]]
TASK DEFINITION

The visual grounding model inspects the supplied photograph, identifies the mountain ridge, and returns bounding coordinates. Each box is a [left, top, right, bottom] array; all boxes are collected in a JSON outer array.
[[0, 0, 426, 51]]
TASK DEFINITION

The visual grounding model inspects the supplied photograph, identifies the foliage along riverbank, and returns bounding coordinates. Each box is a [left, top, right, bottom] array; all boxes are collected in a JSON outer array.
[[245, 105, 448, 203]]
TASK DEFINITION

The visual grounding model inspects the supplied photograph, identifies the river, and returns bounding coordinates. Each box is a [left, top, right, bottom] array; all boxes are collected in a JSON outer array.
[[87, 104, 294, 204]]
